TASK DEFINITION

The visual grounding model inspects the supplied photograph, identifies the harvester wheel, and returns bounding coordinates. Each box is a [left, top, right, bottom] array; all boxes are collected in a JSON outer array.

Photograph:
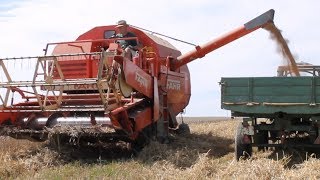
[[235, 122, 252, 161], [177, 123, 190, 135], [131, 135, 146, 154], [131, 124, 154, 155]]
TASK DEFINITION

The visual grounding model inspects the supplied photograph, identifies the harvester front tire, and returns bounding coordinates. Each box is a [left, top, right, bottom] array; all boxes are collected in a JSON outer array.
[[131, 124, 154, 155], [177, 123, 190, 135]]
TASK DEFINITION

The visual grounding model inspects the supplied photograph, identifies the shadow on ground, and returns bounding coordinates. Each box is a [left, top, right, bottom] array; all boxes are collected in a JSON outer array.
[[136, 132, 234, 168], [42, 131, 234, 168], [264, 147, 320, 167]]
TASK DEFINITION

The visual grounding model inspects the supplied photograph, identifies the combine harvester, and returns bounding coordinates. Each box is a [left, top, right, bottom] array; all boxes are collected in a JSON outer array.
[[0, 9, 275, 150]]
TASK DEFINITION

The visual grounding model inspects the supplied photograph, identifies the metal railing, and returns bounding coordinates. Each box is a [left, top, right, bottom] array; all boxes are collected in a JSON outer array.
[[0, 49, 123, 112]]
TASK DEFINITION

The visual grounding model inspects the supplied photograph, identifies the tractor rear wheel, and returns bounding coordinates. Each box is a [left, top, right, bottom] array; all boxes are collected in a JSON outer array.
[[235, 122, 252, 160]]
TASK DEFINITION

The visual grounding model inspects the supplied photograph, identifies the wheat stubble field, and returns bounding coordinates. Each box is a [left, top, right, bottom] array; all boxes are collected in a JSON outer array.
[[1, 117, 320, 179]]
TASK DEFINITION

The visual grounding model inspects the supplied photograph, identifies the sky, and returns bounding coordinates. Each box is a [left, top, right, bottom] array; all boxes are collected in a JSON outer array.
[[0, 0, 319, 117]]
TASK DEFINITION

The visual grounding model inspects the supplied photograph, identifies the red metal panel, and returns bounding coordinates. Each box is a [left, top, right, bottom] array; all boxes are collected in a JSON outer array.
[[134, 107, 152, 132], [76, 26, 182, 59], [52, 42, 92, 55], [51, 42, 95, 79], [159, 74, 185, 104], [123, 59, 153, 98], [158, 65, 190, 115], [0, 112, 17, 124]]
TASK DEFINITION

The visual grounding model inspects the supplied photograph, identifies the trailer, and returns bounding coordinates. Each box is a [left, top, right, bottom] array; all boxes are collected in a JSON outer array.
[[220, 75, 320, 160]]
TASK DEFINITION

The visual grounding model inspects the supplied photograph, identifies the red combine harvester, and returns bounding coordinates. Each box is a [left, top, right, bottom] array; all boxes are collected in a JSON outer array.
[[0, 10, 274, 148]]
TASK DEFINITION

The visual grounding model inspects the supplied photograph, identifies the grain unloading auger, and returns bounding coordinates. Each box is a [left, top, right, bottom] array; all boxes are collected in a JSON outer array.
[[0, 10, 274, 148]]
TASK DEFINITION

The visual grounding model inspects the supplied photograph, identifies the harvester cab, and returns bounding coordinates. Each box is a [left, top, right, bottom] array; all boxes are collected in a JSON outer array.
[[0, 9, 275, 149]]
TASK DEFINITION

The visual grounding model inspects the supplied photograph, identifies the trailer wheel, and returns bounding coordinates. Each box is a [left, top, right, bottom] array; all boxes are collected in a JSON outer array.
[[254, 130, 268, 151], [235, 122, 252, 160]]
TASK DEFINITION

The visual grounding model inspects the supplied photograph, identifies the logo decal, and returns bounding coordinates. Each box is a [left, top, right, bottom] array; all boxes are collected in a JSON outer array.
[[135, 72, 147, 88], [74, 84, 97, 90], [167, 79, 181, 91]]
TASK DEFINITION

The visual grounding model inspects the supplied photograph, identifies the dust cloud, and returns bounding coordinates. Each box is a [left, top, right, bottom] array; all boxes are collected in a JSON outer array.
[[264, 23, 300, 76]]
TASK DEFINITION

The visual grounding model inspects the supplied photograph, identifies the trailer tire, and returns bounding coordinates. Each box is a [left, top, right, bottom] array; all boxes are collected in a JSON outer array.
[[254, 130, 268, 151], [235, 122, 252, 161]]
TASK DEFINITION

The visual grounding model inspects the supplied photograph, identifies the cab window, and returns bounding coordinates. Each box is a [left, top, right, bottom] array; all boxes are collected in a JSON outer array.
[[104, 30, 116, 39]]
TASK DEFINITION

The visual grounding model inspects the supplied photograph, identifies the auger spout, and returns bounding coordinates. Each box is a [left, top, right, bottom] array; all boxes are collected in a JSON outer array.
[[171, 9, 275, 70]]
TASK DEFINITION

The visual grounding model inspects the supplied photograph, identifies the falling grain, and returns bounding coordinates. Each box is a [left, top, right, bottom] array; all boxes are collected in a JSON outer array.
[[264, 23, 300, 76]]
